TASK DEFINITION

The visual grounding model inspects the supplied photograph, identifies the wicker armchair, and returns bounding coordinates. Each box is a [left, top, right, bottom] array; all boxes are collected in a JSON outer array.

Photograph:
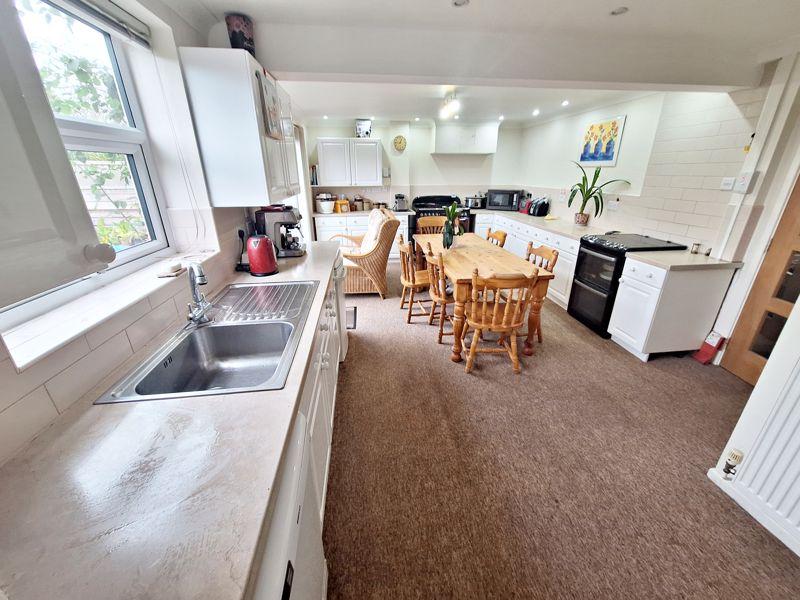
[[333, 208, 400, 299]]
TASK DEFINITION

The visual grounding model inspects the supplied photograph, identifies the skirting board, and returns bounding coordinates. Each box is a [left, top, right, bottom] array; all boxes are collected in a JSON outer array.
[[611, 335, 650, 362], [707, 468, 800, 558]]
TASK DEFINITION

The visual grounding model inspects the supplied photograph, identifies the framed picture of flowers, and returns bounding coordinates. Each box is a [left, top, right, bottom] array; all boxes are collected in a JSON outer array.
[[578, 115, 626, 167]]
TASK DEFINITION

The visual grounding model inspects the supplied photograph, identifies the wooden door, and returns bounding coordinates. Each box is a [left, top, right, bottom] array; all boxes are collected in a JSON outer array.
[[722, 176, 800, 384]]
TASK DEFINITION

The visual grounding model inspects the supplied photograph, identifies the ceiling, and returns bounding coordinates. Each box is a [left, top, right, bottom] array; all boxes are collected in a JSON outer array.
[[171, 0, 800, 89], [279, 81, 649, 125]]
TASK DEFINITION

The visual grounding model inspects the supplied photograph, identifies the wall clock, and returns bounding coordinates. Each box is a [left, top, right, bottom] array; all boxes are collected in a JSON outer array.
[[393, 135, 407, 152]]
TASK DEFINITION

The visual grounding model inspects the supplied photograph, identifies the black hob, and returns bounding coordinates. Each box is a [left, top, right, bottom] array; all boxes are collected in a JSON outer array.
[[581, 233, 687, 256]]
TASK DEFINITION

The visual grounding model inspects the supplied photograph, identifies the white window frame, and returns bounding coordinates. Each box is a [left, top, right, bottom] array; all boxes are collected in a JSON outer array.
[[20, 0, 171, 269]]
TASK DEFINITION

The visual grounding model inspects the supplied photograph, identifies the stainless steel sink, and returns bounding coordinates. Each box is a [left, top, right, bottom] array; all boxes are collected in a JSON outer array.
[[96, 281, 318, 404]]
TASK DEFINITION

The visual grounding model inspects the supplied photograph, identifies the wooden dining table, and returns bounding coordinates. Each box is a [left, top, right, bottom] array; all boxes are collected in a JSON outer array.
[[414, 233, 554, 362]]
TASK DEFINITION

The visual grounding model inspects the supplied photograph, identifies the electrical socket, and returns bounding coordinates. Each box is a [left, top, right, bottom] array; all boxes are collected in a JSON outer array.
[[607, 197, 620, 211]]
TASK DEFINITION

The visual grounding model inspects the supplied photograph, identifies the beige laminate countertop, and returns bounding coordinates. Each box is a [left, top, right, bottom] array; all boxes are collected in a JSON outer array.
[[475, 210, 604, 240], [313, 210, 412, 218], [626, 250, 743, 271], [0, 242, 340, 600]]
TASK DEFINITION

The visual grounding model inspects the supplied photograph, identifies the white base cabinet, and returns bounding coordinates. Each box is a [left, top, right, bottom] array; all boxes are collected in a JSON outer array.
[[608, 257, 736, 361], [253, 277, 342, 599], [314, 213, 409, 259], [477, 212, 579, 309]]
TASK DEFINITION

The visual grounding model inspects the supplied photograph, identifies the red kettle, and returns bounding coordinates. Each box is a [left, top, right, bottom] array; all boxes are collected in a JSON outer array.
[[247, 234, 278, 276]]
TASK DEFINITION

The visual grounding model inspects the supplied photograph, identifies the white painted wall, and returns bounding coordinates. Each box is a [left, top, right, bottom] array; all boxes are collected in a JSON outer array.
[[519, 93, 663, 195]]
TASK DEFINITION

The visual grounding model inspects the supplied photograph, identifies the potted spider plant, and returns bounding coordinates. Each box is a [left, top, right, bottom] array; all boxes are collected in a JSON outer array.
[[568, 162, 629, 225], [443, 201, 464, 249]]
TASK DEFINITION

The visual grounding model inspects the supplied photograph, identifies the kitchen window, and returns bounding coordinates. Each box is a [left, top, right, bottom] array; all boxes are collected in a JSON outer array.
[[15, 0, 167, 266]]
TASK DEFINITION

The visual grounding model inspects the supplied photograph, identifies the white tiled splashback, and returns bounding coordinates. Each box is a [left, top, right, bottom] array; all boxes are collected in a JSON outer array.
[[523, 86, 768, 249], [0, 251, 233, 466]]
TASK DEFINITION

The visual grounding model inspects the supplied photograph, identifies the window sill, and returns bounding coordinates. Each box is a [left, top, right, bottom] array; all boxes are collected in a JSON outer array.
[[1, 250, 221, 372]]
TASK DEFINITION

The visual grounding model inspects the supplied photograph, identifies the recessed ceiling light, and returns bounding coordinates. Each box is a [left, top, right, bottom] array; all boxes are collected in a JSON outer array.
[[532, 108, 540, 117], [454, 114, 460, 120], [452, 0, 469, 6], [610, 6, 629, 16], [414, 117, 420, 121], [561, 100, 570, 107], [323, 115, 328, 119], [498, 115, 505, 121], [370, 116, 375, 120]]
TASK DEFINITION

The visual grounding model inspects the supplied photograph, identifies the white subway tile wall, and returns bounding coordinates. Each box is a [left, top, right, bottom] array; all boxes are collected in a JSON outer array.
[[0, 252, 232, 466], [524, 84, 768, 249]]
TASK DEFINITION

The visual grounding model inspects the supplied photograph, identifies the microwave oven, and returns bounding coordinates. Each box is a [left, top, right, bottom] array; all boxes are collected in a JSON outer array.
[[486, 189, 524, 211]]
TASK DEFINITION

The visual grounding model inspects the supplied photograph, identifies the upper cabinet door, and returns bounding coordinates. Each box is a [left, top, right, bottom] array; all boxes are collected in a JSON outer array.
[[257, 71, 289, 204], [278, 84, 300, 195], [350, 139, 382, 186], [317, 139, 351, 186], [0, 5, 112, 309]]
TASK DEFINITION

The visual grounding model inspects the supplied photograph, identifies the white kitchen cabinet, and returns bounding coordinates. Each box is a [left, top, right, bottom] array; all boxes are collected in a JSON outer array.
[[430, 121, 500, 154], [180, 47, 299, 207], [278, 84, 300, 196], [548, 250, 577, 308], [608, 275, 660, 355], [317, 138, 352, 186], [253, 277, 342, 599], [317, 137, 383, 186], [314, 213, 409, 258], [608, 257, 737, 361]]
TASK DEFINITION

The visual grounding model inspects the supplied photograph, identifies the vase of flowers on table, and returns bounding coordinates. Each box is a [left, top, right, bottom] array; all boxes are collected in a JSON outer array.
[[443, 201, 464, 249]]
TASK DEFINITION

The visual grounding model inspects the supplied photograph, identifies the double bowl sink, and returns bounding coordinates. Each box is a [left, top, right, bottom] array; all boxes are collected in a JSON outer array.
[[96, 281, 319, 404]]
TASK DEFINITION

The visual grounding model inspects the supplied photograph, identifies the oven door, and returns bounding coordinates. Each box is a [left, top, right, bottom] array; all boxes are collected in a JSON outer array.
[[574, 246, 618, 293], [568, 279, 612, 333]]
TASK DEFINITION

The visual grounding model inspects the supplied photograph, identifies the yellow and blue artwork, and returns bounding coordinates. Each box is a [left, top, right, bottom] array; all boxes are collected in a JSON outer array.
[[579, 115, 626, 167]]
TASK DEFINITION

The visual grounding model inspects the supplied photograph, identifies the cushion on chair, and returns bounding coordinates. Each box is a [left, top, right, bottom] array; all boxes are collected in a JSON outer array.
[[342, 256, 358, 269], [360, 209, 389, 254]]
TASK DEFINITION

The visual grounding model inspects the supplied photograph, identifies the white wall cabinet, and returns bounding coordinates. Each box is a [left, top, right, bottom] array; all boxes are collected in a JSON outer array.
[[180, 47, 300, 207], [317, 137, 383, 186], [608, 257, 736, 361], [430, 121, 500, 154], [314, 213, 409, 258]]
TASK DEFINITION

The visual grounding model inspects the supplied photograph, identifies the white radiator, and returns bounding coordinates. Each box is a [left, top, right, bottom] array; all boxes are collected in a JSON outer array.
[[710, 354, 800, 556]]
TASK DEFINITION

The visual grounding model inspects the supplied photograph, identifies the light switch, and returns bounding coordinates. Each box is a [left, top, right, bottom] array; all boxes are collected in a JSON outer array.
[[734, 171, 756, 194], [720, 177, 735, 191]]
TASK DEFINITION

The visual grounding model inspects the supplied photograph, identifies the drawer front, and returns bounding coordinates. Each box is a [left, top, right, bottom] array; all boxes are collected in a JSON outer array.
[[347, 214, 370, 227], [315, 216, 347, 228], [474, 213, 494, 225], [315, 227, 345, 243], [548, 233, 579, 256], [622, 259, 666, 287]]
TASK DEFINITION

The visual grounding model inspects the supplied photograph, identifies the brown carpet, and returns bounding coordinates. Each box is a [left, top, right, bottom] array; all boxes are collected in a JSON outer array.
[[323, 265, 800, 599]]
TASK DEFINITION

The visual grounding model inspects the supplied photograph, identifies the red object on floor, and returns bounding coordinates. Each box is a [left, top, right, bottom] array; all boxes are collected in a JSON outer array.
[[693, 331, 725, 364]]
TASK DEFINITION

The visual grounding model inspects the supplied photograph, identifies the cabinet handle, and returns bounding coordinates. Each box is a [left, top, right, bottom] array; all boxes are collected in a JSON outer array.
[[325, 301, 333, 309], [646, 273, 653, 279], [630, 266, 637, 272], [618, 277, 625, 284], [320, 323, 329, 331]]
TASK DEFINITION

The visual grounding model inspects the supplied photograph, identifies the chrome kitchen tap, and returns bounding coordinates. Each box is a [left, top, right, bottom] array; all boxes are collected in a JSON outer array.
[[187, 262, 212, 324]]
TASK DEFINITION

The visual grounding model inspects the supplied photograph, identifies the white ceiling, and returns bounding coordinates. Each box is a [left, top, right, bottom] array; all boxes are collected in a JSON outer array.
[[172, 0, 800, 89], [280, 81, 648, 125]]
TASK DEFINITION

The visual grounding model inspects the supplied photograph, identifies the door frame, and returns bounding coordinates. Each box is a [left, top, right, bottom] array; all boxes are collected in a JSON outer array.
[[721, 172, 800, 383]]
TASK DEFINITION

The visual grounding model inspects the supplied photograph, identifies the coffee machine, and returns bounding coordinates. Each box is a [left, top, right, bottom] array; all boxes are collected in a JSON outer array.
[[255, 205, 306, 258]]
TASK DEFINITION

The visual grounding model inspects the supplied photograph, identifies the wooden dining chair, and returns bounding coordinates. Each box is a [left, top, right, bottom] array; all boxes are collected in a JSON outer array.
[[486, 227, 508, 248], [462, 268, 539, 374], [524, 242, 558, 343], [416, 215, 447, 234], [526, 242, 559, 272], [425, 242, 455, 344], [398, 234, 431, 323]]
